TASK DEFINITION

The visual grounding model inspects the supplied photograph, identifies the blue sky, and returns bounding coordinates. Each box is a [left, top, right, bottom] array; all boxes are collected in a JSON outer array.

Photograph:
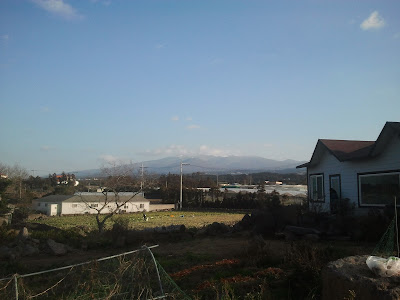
[[1, 0, 399, 175]]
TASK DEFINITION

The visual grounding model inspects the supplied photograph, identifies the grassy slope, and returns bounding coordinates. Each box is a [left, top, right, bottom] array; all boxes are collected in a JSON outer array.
[[30, 210, 246, 231]]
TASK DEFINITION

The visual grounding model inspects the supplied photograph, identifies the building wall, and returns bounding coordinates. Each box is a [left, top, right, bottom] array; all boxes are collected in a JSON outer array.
[[60, 201, 149, 215], [308, 137, 400, 213], [32, 200, 50, 214], [149, 204, 174, 211], [32, 199, 150, 216]]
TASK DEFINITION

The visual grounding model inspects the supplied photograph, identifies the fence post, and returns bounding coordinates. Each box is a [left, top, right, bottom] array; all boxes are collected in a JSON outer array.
[[14, 274, 18, 300]]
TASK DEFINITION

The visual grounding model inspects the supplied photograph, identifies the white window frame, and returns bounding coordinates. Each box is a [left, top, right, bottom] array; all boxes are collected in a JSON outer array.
[[72, 204, 78, 208], [309, 174, 324, 202], [140, 203, 145, 209], [358, 171, 400, 207]]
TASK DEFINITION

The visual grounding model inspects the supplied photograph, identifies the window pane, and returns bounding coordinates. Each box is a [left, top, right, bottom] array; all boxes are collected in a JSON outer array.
[[310, 175, 324, 201], [317, 176, 323, 199], [360, 174, 400, 205], [330, 177, 340, 199]]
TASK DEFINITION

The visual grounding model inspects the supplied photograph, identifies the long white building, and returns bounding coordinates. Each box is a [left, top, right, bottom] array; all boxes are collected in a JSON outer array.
[[32, 193, 150, 216]]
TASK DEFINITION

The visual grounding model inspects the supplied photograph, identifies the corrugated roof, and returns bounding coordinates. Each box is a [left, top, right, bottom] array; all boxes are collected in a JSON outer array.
[[34, 193, 149, 203]]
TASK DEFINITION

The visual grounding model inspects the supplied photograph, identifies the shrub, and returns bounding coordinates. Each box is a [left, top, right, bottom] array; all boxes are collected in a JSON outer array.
[[111, 216, 130, 234], [12, 207, 31, 223]]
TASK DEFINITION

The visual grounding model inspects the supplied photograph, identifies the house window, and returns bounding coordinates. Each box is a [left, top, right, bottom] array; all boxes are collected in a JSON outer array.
[[124, 205, 128, 209], [92, 204, 99, 208], [72, 204, 78, 208], [310, 174, 324, 201], [45, 203, 48, 207], [359, 172, 400, 206], [37, 203, 41, 207], [330, 175, 341, 200], [140, 204, 144, 209]]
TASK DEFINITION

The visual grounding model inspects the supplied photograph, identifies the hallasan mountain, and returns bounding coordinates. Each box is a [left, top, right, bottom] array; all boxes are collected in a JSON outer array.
[[73, 156, 306, 177]]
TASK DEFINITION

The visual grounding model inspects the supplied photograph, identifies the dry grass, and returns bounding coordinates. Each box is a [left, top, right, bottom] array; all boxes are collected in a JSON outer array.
[[30, 210, 246, 232]]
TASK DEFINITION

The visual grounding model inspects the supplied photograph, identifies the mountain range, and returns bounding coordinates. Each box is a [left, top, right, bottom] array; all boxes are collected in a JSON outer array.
[[73, 156, 306, 177]]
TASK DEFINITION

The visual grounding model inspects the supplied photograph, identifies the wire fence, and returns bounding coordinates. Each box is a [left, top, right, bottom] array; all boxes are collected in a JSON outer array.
[[0, 245, 190, 300]]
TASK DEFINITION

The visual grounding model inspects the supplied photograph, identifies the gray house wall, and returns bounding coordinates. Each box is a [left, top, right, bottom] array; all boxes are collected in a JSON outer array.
[[308, 136, 400, 214]]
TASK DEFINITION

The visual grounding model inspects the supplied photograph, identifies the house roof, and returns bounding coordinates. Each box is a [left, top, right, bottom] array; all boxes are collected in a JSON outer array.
[[34, 193, 149, 203], [297, 121, 400, 168]]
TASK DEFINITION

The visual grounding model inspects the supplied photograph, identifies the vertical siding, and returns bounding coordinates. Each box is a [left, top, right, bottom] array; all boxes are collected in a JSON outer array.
[[308, 137, 400, 213]]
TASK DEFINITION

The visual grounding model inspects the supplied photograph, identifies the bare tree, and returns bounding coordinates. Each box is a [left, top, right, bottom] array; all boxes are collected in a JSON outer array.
[[0, 163, 29, 200], [78, 162, 143, 233]]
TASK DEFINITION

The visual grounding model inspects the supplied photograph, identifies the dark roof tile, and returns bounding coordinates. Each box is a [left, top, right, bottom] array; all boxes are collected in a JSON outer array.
[[319, 139, 375, 161]]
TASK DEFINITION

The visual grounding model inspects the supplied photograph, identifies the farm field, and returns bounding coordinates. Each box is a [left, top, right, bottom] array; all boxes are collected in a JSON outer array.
[[29, 210, 246, 231], [4, 210, 375, 299]]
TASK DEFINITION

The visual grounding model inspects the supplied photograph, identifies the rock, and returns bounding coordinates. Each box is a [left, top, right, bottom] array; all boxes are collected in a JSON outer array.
[[0, 246, 11, 259], [285, 225, 320, 236], [207, 222, 230, 235], [252, 211, 275, 235], [247, 234, 267, 253], [22, 244, 39, 256], [238, 214, 253, 230], [283, 230, 297, 241], [47, 239, 68, 256], [304, 234, 320, 241], [153, 225, 185, 233], [18, 227, 29, 239], [81, 241, 88, 251], [195, 222, 230, 237], [114, 236, 126, 248], [322, 255, 400, 300]]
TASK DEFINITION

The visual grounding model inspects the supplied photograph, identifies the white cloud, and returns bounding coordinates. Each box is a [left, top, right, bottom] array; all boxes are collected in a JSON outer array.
[[1, 35, 9, 41], [137, 145, 240, 158], [41, 106, 50, 112], [198, 145, 239, 157], [143, 145, 190, 157], [185, 117, 192, 121], [40, 145, 55, 151], [171, 116, 179, 121], [98, 154, 119, 163], [31, 0, 83, 20], [360, 11, 385, 30], [187, 124, 201, 130], [394, 33, 400, 39]]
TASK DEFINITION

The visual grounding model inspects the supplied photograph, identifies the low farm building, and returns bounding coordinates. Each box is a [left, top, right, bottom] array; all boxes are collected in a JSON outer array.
[[32, 193, 150, 216]]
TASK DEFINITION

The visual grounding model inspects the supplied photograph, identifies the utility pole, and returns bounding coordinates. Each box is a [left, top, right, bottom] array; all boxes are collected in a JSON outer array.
[[180, 162, 190, 210], [139, 163, 148, 195]]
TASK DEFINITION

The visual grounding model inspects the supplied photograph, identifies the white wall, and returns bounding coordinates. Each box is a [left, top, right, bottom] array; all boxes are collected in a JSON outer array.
[[32, 200, 49, 214], [60, 201, 149, 215], [308, 137, 400, 213]]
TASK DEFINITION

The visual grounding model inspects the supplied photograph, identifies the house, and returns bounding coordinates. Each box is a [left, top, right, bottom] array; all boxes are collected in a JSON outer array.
[[32, 193, 150, 216], [297, 122, 400, 214]]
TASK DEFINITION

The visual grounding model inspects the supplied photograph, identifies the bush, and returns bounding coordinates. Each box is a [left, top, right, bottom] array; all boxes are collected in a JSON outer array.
[[12, 207, 31, 223], [112, 216, 130, 234], [330, 198, 355, 217]]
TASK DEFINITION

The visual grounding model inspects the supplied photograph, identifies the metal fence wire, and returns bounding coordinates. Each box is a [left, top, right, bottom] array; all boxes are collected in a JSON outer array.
[[0, 245, 190, 300]]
